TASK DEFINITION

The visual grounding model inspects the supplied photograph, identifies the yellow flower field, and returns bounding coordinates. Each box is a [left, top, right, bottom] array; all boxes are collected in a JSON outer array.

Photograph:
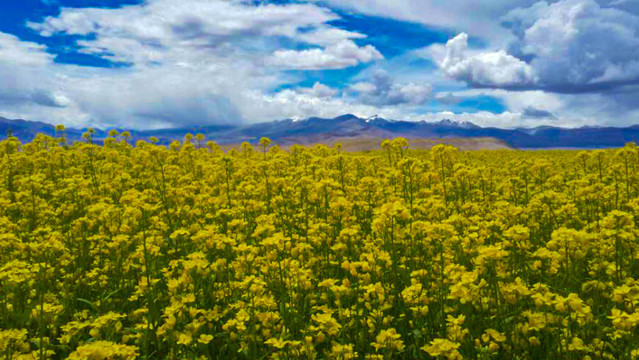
[[2, 132, 639, 359]]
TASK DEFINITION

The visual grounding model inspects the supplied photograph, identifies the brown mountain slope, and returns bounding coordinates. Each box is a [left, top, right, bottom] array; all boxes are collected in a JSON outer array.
[[224, 136, 511, 151]]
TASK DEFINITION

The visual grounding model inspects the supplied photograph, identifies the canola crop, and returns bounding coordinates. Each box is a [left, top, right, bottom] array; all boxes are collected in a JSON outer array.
[[1, 132, 639, 359]]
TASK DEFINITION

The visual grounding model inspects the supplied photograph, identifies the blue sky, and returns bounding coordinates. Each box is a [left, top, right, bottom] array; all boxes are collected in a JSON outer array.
[[1, 0, 639, 129]]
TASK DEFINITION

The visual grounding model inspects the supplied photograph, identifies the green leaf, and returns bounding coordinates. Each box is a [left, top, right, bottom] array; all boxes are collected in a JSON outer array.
[[76, 298, 99, 315]]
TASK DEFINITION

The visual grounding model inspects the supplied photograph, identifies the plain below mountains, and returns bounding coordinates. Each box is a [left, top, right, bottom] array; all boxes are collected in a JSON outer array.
[[2, 114, 639, 150]]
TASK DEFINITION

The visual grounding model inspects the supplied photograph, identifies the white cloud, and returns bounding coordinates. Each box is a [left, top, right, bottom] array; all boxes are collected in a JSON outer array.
[[450, 88, 563, 115], [349, 71, 432, 106], [242, 87, 385, 121], [350, 82, 378, 93], [297, 27, 367, 46], [429, 0, 639, 93], [0, 33, 75, 115], [441, 87, 639, 128], [27, 0, 344, 67], [437, 33, 536, 88], [268, 40, 383, 70], [28, 0, 381, 70], [299, 83, 338, 98], [0, 33, 53, 66], [29, 0, 338, 39], [241, 79, 432, 122], [505, 0, 639, 91]]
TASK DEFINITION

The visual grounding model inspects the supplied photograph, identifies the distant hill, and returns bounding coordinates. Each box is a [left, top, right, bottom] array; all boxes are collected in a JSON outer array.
[[2, 114, 639, 149]]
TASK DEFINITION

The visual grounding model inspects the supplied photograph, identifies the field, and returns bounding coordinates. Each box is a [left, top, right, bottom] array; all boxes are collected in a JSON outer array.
[[247, 137, 512, 152], [2, 133, 639, 359]]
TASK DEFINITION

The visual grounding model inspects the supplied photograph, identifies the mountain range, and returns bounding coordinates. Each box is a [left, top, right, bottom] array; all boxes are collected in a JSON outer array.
[[2, 114, 639, 149]]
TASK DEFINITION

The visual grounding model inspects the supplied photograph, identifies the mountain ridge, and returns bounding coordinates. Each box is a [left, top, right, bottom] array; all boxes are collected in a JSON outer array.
[[1, 115, 639, 149]]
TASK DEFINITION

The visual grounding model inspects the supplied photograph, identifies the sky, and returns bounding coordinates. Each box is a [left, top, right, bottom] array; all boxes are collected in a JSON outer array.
[[2, 0, 639, 129]]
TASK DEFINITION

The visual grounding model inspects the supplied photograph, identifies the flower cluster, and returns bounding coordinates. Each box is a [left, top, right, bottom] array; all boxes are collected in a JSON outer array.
[[1, 133, 639, 359]]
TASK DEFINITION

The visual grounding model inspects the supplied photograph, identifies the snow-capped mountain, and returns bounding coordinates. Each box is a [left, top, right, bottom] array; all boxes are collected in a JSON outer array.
[[433, 119, 480, 129], [365, 115, 384, 123], [2, 114, 639, 149]]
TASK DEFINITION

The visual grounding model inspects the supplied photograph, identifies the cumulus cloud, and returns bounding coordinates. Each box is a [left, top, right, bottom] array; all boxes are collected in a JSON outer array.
[[430, 0, 639, 93], [437, 33, 536, 88], [505, 0, 639, 92], [267, 40, 383, 70], [298, 83, 338, 98], [349, 71, 432, 106]]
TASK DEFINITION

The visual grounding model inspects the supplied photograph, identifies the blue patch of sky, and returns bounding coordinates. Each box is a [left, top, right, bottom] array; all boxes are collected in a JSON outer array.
[[327, 9, 453, 59], [456, 96, 507, 113], [272, 64, 370, 92], [432, 96, 506, 114], [466, 35, 490, 50], [270, 33, 320, 52], [359, 53, 439, 81], [0, 0, 55, 42], [53, 53, 131, 68], [405, 56, 437, 69], [245, 0, 305, 5]]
